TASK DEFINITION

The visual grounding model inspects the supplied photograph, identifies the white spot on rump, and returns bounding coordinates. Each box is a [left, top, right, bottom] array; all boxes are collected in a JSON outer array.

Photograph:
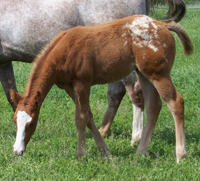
[[14, 111, 32, 154], [123, 15, 159, 52], [148, 43, 158, 52], [124, 40, 128, 46]]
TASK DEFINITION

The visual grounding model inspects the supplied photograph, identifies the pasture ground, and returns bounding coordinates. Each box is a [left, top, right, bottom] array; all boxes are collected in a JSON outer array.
[[0, 5, 200, 181]]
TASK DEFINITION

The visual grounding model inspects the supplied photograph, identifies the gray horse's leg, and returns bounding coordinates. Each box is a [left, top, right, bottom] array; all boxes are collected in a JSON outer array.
[[122, 71, 144, 145], [99, 81, 126, 136], [99, 72, 145, 141], [0, 62, 17, 111]]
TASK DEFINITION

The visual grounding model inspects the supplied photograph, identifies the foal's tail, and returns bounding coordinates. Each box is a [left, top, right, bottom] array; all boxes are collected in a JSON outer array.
[[167, 22, 193, 55]]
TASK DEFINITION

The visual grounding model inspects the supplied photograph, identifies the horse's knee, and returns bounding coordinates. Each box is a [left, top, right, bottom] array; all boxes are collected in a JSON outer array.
[[5, 89, 16, 111], [107, 81, 126, 107], [75, 114, 88, 130], [130, 82, 144, 110], [76, 107, 94, 129], [175, 94, 184, 107], [169, 93, 184, 117], [175, 95, 184, 113]]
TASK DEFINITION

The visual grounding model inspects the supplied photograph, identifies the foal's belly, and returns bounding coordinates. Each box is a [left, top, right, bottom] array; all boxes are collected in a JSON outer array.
[[92, 61, 136, 85]]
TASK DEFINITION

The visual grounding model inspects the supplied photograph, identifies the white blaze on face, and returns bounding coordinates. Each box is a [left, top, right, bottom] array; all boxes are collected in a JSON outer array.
[[123, 16, 159, 52], [13, 111, 32, 155]]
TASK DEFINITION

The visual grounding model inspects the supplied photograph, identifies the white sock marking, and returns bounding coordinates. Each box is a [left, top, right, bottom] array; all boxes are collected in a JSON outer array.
[[131, 104, 144, 146]]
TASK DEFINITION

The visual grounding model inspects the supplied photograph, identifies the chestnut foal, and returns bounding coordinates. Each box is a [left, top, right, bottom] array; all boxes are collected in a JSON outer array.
[[11, 15, 193, 163]]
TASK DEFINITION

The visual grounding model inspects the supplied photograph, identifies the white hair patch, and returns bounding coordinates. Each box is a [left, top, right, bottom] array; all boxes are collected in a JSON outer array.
[[122, 16, 160, 52], [13, 111, 32, 154]]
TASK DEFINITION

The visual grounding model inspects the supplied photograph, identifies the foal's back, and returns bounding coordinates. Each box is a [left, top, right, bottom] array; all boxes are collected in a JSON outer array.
[[51, 15, 174, 85]]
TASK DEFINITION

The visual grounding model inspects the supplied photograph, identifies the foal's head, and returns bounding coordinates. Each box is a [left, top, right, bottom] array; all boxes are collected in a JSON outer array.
[[11, 89, 41, 155]]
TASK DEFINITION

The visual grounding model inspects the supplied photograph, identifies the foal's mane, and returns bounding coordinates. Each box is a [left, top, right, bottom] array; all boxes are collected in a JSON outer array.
[[25, 31, 67, 98]]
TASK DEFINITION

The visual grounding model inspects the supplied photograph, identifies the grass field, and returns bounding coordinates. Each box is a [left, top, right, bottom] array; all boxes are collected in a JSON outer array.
[[1, 5, 200, 181]]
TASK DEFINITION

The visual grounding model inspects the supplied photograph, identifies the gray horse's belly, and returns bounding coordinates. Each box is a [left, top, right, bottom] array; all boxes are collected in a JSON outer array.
[[0, 0, 77, 63], [0, 23, 74, 64], [0, 38, 42, 64]]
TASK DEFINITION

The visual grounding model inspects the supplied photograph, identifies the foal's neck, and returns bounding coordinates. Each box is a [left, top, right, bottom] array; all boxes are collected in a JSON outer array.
[[24, 62, 56, 106], [23, 31, 67, 105], [21, 52, 59, 111]]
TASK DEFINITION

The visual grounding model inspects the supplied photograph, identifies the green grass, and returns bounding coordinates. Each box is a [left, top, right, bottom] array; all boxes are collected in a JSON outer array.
[[1, 6, 200, 181]]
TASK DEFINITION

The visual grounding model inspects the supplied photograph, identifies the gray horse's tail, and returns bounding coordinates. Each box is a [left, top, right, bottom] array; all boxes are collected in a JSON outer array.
[[150, 0, 186, 22], [167, 22, 193, 56], [165, 0, 186, 22]]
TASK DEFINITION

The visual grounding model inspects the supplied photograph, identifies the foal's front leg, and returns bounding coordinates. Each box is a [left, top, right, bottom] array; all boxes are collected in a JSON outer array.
[[74, 82, 108, 158]]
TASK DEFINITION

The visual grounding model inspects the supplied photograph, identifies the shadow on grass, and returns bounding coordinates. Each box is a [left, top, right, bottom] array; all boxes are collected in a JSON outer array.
[[95, 126, 200, 159]]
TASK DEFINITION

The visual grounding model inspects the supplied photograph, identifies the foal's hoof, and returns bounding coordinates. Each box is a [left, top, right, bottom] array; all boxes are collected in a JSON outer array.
[[176, 152, 187, 164], [76, 151, 85, 160], [131, 136, 141, 146], [99, 147, 109, 157], [14, 150, 24, 156]]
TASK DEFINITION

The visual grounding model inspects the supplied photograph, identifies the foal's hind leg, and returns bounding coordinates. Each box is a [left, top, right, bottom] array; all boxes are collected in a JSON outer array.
[[99, 81, 126, 136], [136, 69, 186, 163], [152, 77, 186, 163], [73, 81, 108, 158], [135, 71, 162, 155]]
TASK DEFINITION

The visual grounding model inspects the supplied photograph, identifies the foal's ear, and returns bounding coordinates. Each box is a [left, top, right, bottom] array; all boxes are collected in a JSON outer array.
[[10, 88, 23, 105]]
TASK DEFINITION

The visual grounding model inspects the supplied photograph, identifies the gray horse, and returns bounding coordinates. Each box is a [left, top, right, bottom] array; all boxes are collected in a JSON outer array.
[[0, 0, 185, 146]]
